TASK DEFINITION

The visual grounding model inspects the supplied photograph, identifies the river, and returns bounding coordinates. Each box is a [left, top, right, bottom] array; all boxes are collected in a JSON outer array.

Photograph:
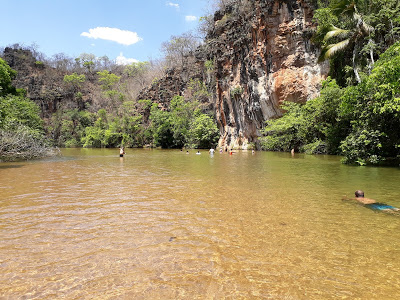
[[1, 148, 400, 299]]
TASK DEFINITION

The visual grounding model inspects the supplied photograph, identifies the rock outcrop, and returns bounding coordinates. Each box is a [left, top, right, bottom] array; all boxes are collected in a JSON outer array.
[[203, 0, 329, 149], [2, 47, 69, 117], [3, 47, 98, 118]]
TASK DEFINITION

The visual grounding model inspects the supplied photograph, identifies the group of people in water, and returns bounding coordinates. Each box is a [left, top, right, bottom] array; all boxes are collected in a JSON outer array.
[[119, 146, 397, 214], [179, 147, 255, 156], [120, 146, 253, 157]]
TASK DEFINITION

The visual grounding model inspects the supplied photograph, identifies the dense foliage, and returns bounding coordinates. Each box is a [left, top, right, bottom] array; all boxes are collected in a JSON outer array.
[[0, 58, 18, 96], [50, 103, 144, 148], [50, 96, 219, 149], [314, 0, 400, 86], [260, 41, 400, 165], [148, 96, 219, 149], [0, 59, 54, 161]]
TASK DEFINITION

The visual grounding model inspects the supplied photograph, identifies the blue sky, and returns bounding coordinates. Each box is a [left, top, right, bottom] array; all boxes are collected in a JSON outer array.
[[1, 0, 210, 64]]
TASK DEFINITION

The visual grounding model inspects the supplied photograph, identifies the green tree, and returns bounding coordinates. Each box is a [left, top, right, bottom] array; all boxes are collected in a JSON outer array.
[[63, 73, 86, 89], [188, 113, 219, 149], [314, 0, 400, 85], [50, 109, 95, 147], [318, 0, 373, 83], [0, 58, 17, 96], [97, 70, 120, 90], [63, 73, 86, 108], [97, 70, 122, 110], [148, 95, 218, 149], [0, 95, 43, 131], [79, 105, 146, 148], [0, 95, 54, 161], [78, 53, 96, 73], [149, 103, 174, 148], [338, 41, 400, 164]]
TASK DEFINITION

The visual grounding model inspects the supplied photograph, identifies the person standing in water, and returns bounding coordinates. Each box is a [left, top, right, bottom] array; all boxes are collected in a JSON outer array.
[[119, 146, 125, 157]]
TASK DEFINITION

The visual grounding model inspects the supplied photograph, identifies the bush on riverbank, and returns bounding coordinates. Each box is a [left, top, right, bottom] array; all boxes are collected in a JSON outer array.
[[148, 96, 219, 149], [0, 95, 57, 161], [0, 59, 56, 162]]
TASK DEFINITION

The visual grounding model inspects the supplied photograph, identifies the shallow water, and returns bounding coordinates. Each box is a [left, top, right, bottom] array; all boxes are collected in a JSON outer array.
[[1, 148, 400, 299]]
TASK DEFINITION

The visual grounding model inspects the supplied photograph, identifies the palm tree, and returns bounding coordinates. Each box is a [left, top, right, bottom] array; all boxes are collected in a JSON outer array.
[[319, 0, 373, 83]]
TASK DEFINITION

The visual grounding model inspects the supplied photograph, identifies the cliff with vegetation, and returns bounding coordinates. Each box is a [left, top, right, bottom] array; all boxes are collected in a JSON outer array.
[[3, 1, 329, 152], [259, 0, 400, 165], [200, 0, 328, 149]]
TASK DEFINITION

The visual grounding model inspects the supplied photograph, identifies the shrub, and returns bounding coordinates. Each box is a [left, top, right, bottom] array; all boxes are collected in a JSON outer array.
[[230, 86, 243, 98], [340, 130, 385, 165]]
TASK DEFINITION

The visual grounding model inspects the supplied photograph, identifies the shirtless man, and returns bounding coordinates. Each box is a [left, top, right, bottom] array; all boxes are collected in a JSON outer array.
[[119, 147, 125, 157], [352, 190, 399, 212]]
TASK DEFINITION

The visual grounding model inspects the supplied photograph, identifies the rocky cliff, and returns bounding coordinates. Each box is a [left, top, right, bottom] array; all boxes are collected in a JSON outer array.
[[2, 47, 71, 117], [201, 0, 328, 149]]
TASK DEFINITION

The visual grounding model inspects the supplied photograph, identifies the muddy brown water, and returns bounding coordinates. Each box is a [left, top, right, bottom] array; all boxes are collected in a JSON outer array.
[[1, 148, 400, 299]]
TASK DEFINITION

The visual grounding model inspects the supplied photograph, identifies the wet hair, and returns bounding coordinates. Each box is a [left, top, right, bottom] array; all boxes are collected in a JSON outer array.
[[355, 190, 364, 198]]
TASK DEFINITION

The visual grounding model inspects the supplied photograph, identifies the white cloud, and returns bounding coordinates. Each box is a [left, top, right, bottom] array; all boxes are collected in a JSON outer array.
[[81, 27, 142, 46], [185, 15, 197, 22], [166, 2, 179, 9], [116, 53, 139, 65]]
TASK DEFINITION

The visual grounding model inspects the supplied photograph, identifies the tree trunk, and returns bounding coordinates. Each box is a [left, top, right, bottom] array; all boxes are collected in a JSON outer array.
[[353, 47, 361, 83]]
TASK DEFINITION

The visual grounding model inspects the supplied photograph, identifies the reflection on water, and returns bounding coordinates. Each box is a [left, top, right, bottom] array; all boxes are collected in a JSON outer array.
[[1, 148, 400, 299]]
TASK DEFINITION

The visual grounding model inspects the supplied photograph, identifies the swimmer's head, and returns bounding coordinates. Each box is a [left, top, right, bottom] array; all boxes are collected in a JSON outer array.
[[355, 190, 364, 198]]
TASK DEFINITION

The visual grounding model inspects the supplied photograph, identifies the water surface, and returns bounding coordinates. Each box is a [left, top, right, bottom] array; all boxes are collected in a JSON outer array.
[[1, 149, 400, 299]]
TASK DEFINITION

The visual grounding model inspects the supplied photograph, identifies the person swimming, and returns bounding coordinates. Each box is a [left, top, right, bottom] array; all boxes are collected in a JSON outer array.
[[350, 190, 399, 212]]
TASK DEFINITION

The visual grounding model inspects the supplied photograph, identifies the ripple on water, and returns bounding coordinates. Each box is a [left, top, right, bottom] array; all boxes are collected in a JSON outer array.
[[1, 149, 400, 299]]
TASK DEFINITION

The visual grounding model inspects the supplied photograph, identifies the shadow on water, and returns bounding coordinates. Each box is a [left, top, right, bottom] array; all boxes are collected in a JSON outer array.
[[0, 164, 24, 169], [0, 153, 77, 168]]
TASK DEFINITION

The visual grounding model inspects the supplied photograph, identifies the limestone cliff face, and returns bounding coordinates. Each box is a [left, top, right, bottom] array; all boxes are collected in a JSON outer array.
[[204, 0, 329, 149]]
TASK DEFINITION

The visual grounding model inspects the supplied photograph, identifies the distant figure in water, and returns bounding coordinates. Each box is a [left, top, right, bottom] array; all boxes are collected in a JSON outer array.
[[344, 190, 400, 212], [209, 148, 215, 155], [119, 147, 125, 157], [196, 150, 201, 155], [291, 148, 295, 156]]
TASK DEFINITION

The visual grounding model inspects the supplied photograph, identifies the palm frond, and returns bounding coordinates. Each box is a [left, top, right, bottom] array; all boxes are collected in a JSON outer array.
[[323, 25, 351, 41], [324, 39, 350, 58], [332, 0, 356, 17], [360, 21, 374, 35]]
